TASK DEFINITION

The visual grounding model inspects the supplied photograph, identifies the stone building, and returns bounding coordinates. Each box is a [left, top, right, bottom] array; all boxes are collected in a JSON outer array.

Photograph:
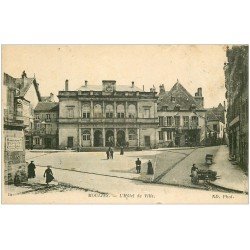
[[58, 80, 158, 149], [206, 103, 226, 145], [6, 71, 42, 149], [3, 73, 26, 184], [33, 101, 59, 149], [157, 80, 206, 147], [224, 45, 248, 171]]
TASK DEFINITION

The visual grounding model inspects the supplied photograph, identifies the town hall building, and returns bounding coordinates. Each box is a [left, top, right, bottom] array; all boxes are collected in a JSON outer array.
[[58, 80, 158, 149]]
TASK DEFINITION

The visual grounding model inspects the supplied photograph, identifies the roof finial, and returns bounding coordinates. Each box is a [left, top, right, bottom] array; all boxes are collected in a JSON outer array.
[[177, 78, 179, 83]]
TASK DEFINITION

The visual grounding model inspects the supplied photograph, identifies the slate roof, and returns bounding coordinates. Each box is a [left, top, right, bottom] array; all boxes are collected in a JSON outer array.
[[207, 105, 225, 123], [158, 81, 204, 111], [14, 77, 42, 101], [35, 102, 59, 112], [77, 84, 143, 92]]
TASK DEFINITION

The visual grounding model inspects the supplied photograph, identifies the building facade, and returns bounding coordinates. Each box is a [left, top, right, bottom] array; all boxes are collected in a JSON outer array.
[[157, 80, 206, 147], [224, 45, 248, 171], [3, 73, 27, 184], [33, 102, 59, 149], [206, 103, 226, 145], [58, 80, 158, 149]]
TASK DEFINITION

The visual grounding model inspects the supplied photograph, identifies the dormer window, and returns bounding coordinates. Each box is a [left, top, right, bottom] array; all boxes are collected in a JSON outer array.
[[162, 106, 168, 111], [174, 104, 180, 111], [171, 96, 176, 102], [190, 104, 196, 111]]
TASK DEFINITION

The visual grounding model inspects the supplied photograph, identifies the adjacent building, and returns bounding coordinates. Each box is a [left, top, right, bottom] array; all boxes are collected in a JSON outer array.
[[33, 101, 59, 149], [58, 80, 158, 149], [206, 103, 226, 145], [157, 80, 206, 147], [224, 45, 248, 171]]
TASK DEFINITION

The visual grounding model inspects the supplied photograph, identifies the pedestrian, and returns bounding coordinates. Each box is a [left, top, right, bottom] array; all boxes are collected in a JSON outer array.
[[27, 161, 36, 178], [147, 160, 154, 175], [43, 166, 54, 185], [110, 147, 114, 159], [106, 148, 110, 159], [135, 158, 141, 174], [14, 166, 23, 186], [120, 146, 124, 155], [191, 164, 199, 184], [126, 141, 129, 148]]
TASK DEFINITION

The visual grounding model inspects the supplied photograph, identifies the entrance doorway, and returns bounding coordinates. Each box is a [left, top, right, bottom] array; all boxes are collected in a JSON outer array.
[[144, 136, 151, 147], [106, 130, 114, 147], [67, 137, 74, 148], [117, 130, 125, 146], [94, 130, 103, 147], [44, 138, 52, 149]]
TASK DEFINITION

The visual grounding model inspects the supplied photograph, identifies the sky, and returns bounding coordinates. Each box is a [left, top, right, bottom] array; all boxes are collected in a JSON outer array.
[[2, 45, 228, 108]]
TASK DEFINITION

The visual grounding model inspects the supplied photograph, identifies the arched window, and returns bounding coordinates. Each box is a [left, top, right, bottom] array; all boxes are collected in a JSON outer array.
[[82, 104, 90, 118], [106, 104, 113, 118], [94, 104, 102, 118], [128, 104, 136, 118], [128, 129, 137, 140], [117, 104, 125, 118], [82, 130, 90, 141], [16, 103, 23, 116]]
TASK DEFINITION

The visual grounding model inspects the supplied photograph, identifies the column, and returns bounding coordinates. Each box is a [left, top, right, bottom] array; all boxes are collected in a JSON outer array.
[[125, 101, 128, 118], [90, 128, 94, 147], [114, 101, 117, 118], [90, 100, 94, 118], [125, 127, 129, 144], [102, 127, 105, 147], [137, 128, 140, 147], [114, 128, 117, 146], [136, 103, 139, 118], [102, 101, 105, 118], [171, 131, 174, 145], [79, 127, 82, 147]]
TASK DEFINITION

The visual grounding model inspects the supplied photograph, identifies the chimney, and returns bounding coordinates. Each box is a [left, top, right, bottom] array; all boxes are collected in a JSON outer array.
[[50, 93, 54, 102], [65, 79, 69, 91], [143, 85, 145, 91], [21, 70, 27, 79], [85, 80, 88, 87], [197, 87, 202, 97], [159, 84, 165, 94], [131, 81, 134, 88]]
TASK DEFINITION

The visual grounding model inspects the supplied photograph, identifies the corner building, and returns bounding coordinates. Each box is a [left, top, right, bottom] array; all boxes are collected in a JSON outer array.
[[58, 80, 158, 149]]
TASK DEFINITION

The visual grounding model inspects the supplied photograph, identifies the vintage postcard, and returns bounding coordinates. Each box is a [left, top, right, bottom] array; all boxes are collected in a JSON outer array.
[[1, 45, 248, 204]]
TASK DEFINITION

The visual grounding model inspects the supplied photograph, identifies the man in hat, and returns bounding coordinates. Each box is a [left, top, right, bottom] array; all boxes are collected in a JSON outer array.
[[135, 158, 141, 174], [28, 161, 36, 179]]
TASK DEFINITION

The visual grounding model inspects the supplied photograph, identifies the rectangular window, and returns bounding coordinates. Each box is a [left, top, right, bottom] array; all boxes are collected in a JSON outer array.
[[159, 131, 164, 140], [83, 112, 90, 118], [117, 113, 125, 118], [166, 117, 172, 126], [183, 116, 189, 127], [83, 134, 90, 140], [167, 131, 172, 140], [106, 113, 113, 118], [159, 116, 164, 126], [191, 116, 199, 126], [174, 116, 180, 126], [46, 114, 51, 119], [35, 137, 40, 145], [68, 108, 74, 118], [213, 124, 218, 131], [45, 124, 52, 134], [35, 114, 40, 120], [129, 134, 136, 140], [143, 108, 150, 118]]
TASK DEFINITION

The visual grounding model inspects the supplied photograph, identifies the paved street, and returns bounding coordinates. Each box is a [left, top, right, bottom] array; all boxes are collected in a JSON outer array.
[[3, 145, 248, 204]]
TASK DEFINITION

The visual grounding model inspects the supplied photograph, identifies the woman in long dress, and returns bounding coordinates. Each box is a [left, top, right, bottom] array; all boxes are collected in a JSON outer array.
[[43, 166, 54, 184]]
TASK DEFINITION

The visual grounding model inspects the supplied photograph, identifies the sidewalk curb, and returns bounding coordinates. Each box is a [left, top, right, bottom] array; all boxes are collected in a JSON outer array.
[[208, 182, 248, 194]]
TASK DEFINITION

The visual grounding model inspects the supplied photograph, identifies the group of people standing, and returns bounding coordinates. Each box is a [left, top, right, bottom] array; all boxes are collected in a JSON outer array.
[[135, 158, 154, 175], [27, 161, 55, 185]]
